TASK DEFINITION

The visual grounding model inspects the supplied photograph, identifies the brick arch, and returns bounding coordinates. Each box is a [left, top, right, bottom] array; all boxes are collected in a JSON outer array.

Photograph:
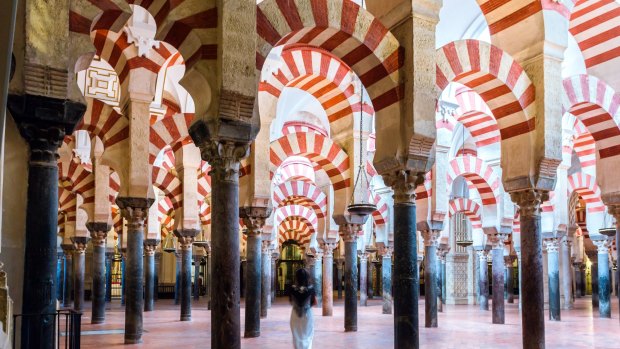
[[454, 87, 501, 148], [256, 0, 402, 114], [58, 187, 77, 225], [436, 40, 535, 142], [274, 205, 318, 232], [77, 99, 129, 150], [272, 159, 316, 185], [565, 116, 596, 171], [567, 172, 605, 213], [149, 113, 194, 165], [272, 181, 327, 218], [563, 74, 620, 160], [447, 156, 501, 206], [152, 165, 182, 210], [58, 155, 95, 221], [278, 217, 314, 247], [449, 198, 483, 230], [369, 191, 388, 227]]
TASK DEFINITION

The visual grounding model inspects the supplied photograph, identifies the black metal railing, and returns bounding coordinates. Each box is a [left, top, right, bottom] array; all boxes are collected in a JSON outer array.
[[13, 309, 81, 349]]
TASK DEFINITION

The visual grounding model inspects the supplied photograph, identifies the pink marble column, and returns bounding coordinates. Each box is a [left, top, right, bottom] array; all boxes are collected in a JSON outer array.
[[321, 241, 337, 316]]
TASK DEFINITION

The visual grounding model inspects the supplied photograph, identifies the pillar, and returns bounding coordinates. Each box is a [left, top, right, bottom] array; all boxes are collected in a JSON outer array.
[[573, 263, 583, 298], [516, 249, 522, 309], [194, 256, 200, 301], [154, 252, 161, 302], [591, 259, 599, 308], [437, 247, 449, 312], [561, 235, 573, 309], [87, 223, 109, 323], [359, 252, 369, 306], [105, 252, 113, 302], [511, 190, 547, 349], [608, 206, 620, 322], [7, 95, 85, 349], [175, 230, 198, 322], [505, 256, 515, 304], [321, 241, 337, 316], [367, 256, 374, 300], [380, 246, 393, 314], [544, 237, 561, 321], [71, 237, 89, 312], [205, 246, 212, 310], [490, 234, 507, 325], [240, 207, 270, 337], [174, 251, 181, 305], [341, 225, 361, 332], [144, 239, 159, 312], [383, 171, 421, 348], [421, 230, 439, 327], [271, 250, 278, 305], [336, 259, 343, 300], [61, 244, 74, 307], [476, 249, 489, 310], [260, 241, 271, 318], [315, 251, 323, 305], [117, 198, 153, 344], [593, 238, 612, 318]]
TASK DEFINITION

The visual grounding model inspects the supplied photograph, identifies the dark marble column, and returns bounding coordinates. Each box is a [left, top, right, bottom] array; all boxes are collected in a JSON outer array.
[[341, 224, 361, 332], [174, 251, 182, 305], [505, 256, 515, 304], [437, 246, 449, 313], [490, 234, 507, 325], [380, 246, 393, 314], [516, 249, 522, 309], [61, 244, 74, 308], [476, 249, 489, 311], [121, 252, 126, 306], [105, 252, 113, 302], [240, 206, 270, 338], [175, 230, 198, 322], [511, 190, 547, 349], [205, 247, 212, 310], [117, 198, 153, 344], [144, 239, 159, 312], [87, 223, 109, 324], [260, 241, 271, 318], [154, 252, 162, 302], [271, 251, 278, 305], [359, 252, 369, 307], [593, 238, 612, 318], [544, 237, 561, 321], [321, 242, 336, 316], [421, 230, 439, 328], [608, 206, 620, 322], [193, 256, 200, 301], [7, 94, 85, 349], [591, 259, 599, 308], [580, 264, 587, 300], [573, 263, 583, 298], [367, 257, 374, 300], [336, 260, 343, 300], [383, 170, 422, 349], [71, 237, 89, 312]]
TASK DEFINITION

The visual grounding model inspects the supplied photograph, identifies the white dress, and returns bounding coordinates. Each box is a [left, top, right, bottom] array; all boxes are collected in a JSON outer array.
[[290, 286, 315, 349]]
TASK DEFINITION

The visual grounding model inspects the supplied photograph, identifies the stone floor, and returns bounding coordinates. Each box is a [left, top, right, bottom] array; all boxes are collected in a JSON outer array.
[[79, 297, 620, 348]]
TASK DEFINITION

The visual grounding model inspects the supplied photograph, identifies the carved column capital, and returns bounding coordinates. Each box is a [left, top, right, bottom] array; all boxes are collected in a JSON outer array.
[[340, 223, 362, 243], [476, 249, 489, 261], [592, 238, 612, 254], [261, 240, 273, 254], [510, 189, 549, 217], [144, 239, 160, 256], [86, 222, 110, 248], [382, 169, 425, 205], [320, 242, 338, 257], [379, 245, 393, 258], [240, 206, 272, 235], [543, 237, 560, 253], [174, 229, 199, 251], [61, 243, 75, 258], [71, 236, 90, 254], [199, 140, 250, 183], [359, 252, 369, 262], [116, 197, 154, 229], [421, 230, 441, 247], [607, 204, 620, 222], [488, 232, 509, 249]]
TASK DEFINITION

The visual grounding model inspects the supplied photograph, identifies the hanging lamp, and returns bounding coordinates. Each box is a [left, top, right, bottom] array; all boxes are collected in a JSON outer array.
[[346, 80, 376, 218], [600, 213, 616, 237], [162, 231, 176, 253]]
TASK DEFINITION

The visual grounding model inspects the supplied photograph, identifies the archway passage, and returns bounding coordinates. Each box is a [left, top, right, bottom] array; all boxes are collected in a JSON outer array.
[[449, 198, 483, 230], [272, 180, 327, 218], [447, 156, 500, 206]]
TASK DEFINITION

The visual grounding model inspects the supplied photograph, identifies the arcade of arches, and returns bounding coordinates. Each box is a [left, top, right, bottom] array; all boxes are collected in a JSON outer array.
[[0, 0, 620, 348]]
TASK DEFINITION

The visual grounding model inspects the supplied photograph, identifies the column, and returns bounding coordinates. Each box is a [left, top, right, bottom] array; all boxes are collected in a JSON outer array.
[[271, 251, 278, 305], [336, 260, 343, 300], [490, 234, 507, 324], [437, 247, 448, 312], [87, 223, 109, 323], [315, 251, 323, 305], [144, 239, 158, 312], [516, 249, 522, 309], [61, 244, 74, 307], [7, 95, 85, 349], [105, 252, 113, 302], [561, 235, 573, 309], [573, 263, 583, 298], [175, 230, 198, 322], [194, 256, 200, 301], [121, 252, 126, 306], [205, 246, 212, 310], [511, 190, 547, 349], [359, 252, 369, 306], [240, 207, 270, 337], [591, 258, 599, 308], [544, 237, 561, 321], [71, 237, 89, 312], [593, 238, 612, 318], [421, 230, 439, 328], [321, 241, 337, 316], [380, 246, 393, 314], [117, 198, 153, 344], [174, 251, 181, 305], [383, 170, 421, 348], [505, 256, 515, 304], [608, 206, 620, 322], [260, 241, 271, 318], [476, 249, 489, 310], [341, 225, 361, 332], [367, 257, 374, 300]]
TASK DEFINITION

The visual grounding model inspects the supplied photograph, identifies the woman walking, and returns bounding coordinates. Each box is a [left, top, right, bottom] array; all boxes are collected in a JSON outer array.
[[289, 268, 316, 349]]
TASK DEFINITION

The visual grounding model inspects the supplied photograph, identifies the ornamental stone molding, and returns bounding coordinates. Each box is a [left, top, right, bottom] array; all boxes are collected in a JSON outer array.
[[239, 206, 272, 235], [117, 197, 154, 228], [543, 237, 560, 254], [174, 229, 200, 251], [510, 189, 549, 217], [71, 236, 90, 254], [421, 230, 441, 247], [381, 169, 426, 205], [340, 224, 363, 243]]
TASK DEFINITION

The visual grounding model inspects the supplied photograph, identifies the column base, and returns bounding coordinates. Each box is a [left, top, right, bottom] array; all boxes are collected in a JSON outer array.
[[345, 326, 357, 332], [91, 317, 105, 324], [124, 337, 143, 344], [180, 315, 191, 322], [244, 330, 260, 338]]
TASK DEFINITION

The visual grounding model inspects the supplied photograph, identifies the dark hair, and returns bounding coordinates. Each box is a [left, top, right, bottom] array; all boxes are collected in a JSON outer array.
[[290, 268, 316, 316], [295, 268, 310, 287]]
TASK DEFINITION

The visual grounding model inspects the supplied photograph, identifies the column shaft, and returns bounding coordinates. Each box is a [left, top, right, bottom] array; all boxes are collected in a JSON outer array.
[[393, 203, 418, 348], [144, 251, 155, 312], [561, 239, 573, 309], [491, 247, 505, 324], [175, 253, 181, 305], [244, 233, 261, 337], [344, 238, 358, 332], [322, 250, 334, 316], [592, 262, 599, 308], [382, 254, 393, 314], [73, 246, 86, 312], [596, 246, 611, 318], [423, 241, 438, 327], [315, 256, 323, 305], [478, 251, 489, 311], [180, 245, 193, 321], [105, 253, 113, 302], [260, 244, 271, 318], [91, 239, 106, 323], [360, 255, 368, 306], [545, 240, 561, 321], [62, 251, 74, 307], [271, 254, 277, 305], [507, 265, 514, 304]]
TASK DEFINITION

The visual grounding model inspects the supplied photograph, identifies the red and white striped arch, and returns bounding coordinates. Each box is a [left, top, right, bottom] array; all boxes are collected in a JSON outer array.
[[274, 205, 318, 233], [277, 217, 313, 247], [152, 166, 182, 209], [58, 187, 77, 224], [157, 196, 175, 236], [149, 113, 194, 165], [77, 99, 128, 150], [256, 0, 402, 113], [270, 132, 350, 192], [272, 158, 316, 184], [197, 161, 212, 200], [436, 40, 536, 143], [58, 159, 96, 220], [563, 74, 620, 160], [282, 121, 329, 137], [454, 87, 501, 148], [566, 116, 597, 172], [272, 180, 327, 218], [449, 198, 483, 230], [109, 171, 121, 204], [111, 205, 123, 235], [569, 0, 620, 79], [369, 191, 388, 227], [199, 201, 211, 227], [447, 156, 501, 206], [567, 172, 605, 213]]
